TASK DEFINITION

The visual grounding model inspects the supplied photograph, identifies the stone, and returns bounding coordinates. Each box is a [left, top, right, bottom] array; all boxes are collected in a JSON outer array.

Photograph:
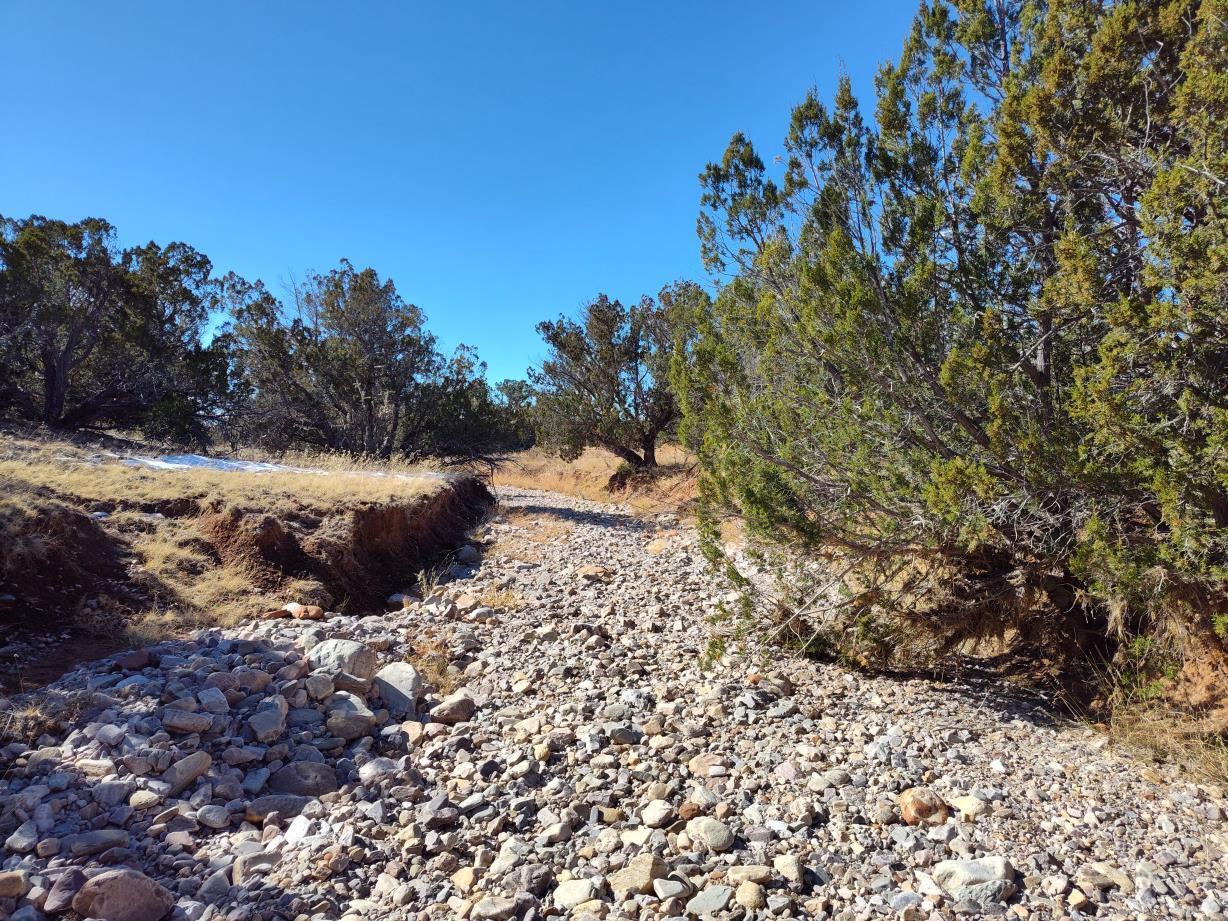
[[248, 707, 286, 743], [69, 828, 129, 856], [373, 661, 423, 716], [129, 790, 162, 810], [932, 857, 1014, 895], [950, 794, 991, 821], [554, 877, 600, 908], [161, 708, 213, 734], [686, 885, 733, 916], [269, 761, 338, 796], [727, 865, 771, 884], [1075, 862, 1134, 895], [196, 686, 230, 713], [471, 896, 518, 921], [161, 751, 211, 796], [44, 868, 86, 913], [0, 870, 30, 898], [5, 819, 38, 853], [608, 854, 667, 898], [358, 756, 400, 785], [430, 691, 476, 724], [325, 691, 376, 740], [309, 639, 377, 679], [232, 851, 280, 885], [735, 880, 766, 910], [245, 794, 312, 823], [197, 869, 231, 905], [899, 786, 950, 826], [72, 868, 175, 921], [641, 798, 674, 828], [196, 804, 230, 829], [773, 854, 804, 884], [686, 816, 735, 852]]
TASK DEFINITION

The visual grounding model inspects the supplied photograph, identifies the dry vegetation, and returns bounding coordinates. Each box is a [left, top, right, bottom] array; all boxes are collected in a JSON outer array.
[[492, 445, 697, 516], [1106, 703, 1228, 787], [0, 434, 488, 656]]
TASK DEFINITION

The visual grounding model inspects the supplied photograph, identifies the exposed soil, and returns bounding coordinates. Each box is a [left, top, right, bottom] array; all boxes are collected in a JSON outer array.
[[0, 474, 493, 692]]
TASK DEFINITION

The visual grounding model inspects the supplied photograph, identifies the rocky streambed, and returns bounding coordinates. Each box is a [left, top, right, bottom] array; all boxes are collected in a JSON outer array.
[[1, 487, 1225, 921]]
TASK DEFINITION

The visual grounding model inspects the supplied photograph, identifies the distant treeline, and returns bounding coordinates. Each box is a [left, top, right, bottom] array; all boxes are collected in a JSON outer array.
[[0, 215, 533, 463]]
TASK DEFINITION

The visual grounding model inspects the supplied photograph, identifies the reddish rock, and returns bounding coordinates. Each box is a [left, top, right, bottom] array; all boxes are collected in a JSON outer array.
[[899, 787, 951, 826]]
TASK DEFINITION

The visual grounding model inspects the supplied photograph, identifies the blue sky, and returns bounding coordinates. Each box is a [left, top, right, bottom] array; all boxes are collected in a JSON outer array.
[[2, 1, 918, 382]]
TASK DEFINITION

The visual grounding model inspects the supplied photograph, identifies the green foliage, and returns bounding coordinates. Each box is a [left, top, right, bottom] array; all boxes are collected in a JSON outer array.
[[676, 0, 1228, 670], [224, 262, 527, 463], [531, 286, 696, 467], [0, 215, 230, 442]]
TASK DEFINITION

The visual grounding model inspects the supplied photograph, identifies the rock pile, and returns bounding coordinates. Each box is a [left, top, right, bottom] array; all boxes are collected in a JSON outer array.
[[2, 486, 1226, 921]]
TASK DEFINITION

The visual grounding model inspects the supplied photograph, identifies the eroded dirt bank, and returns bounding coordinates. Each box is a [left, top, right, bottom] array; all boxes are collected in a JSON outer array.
[[0, 469, 493, 691]]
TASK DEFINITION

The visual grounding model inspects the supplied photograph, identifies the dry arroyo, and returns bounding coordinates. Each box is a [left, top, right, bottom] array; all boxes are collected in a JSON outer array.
[[1, 487, 1226, 921]]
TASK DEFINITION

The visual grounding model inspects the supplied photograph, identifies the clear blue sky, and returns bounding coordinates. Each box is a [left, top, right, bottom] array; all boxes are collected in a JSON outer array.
[[2, 1, 918, 383]]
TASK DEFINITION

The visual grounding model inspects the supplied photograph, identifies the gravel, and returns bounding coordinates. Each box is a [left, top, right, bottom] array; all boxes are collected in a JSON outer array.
[[0, 485, 1225, 921]]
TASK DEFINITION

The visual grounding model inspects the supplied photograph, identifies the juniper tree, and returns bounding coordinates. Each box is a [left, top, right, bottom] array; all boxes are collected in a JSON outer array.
[[531, 290, 687, 469], [676, 0, 1228, 673]]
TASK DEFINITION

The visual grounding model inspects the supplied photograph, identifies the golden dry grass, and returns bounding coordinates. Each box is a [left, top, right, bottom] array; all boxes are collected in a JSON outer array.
[[1105, 702, 1228, 786], [406, 630, 462, 695], [492, 445, 697, 516], [479, 587, 525, 609], [0, 436, 440, 511]]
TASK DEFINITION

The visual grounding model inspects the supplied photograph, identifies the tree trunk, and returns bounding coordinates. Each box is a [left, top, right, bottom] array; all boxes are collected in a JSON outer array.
[[607, 443, 646, 468], [641, 437, 657, 468], [41, 353, 67, 427]]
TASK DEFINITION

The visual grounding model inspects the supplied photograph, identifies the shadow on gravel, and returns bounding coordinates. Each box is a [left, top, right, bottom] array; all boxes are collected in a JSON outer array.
[[856, 662, 1066, 728], [504, 503, 654, 533]]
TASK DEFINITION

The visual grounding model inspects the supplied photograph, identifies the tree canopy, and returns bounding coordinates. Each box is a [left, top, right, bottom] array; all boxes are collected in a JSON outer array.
[[530, 289, 692, 468], [0, 215, 230, 442], [675, 0, 1228, 674]]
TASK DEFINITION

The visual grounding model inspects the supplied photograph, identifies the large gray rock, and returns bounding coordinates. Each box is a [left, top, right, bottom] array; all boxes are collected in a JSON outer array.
[[269, 761, 338, 796], [553, 877, 600, 908], [4, 820, 37, 854], [686, 816, 735, 852], [72, 868, 174, 921], [373, 661, 423, 716], [244, 794, 312, 823], [429, 691, 476, 725], [160, 708, 212, 734], [161, 751, 211, 796], [248, 704, 287, 743], [325, 691, 376, 740], [932, 857, 1014, 894], [309, 639, 376, 679], [44, 868, 85, 913], [686, 885, 734, 916], [68, 828, 129, 856]]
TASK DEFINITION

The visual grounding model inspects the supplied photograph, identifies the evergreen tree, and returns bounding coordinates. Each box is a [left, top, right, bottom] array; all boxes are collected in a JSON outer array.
[[676, 0, 1228, 674]]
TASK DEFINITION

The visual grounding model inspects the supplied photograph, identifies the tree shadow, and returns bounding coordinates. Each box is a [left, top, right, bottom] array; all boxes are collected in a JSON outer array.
[[498, 501, 653, 533]]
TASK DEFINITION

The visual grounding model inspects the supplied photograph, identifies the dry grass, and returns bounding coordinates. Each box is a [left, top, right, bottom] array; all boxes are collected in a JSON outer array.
[[0, 436, 440, 511], [1105, 702, 1228, 787], [479, 587, 525, 609], [492, 445, 697, 516], [0, 691, 91, 744], [406, 631, 462, 695], [497, 507, 574, 543]]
